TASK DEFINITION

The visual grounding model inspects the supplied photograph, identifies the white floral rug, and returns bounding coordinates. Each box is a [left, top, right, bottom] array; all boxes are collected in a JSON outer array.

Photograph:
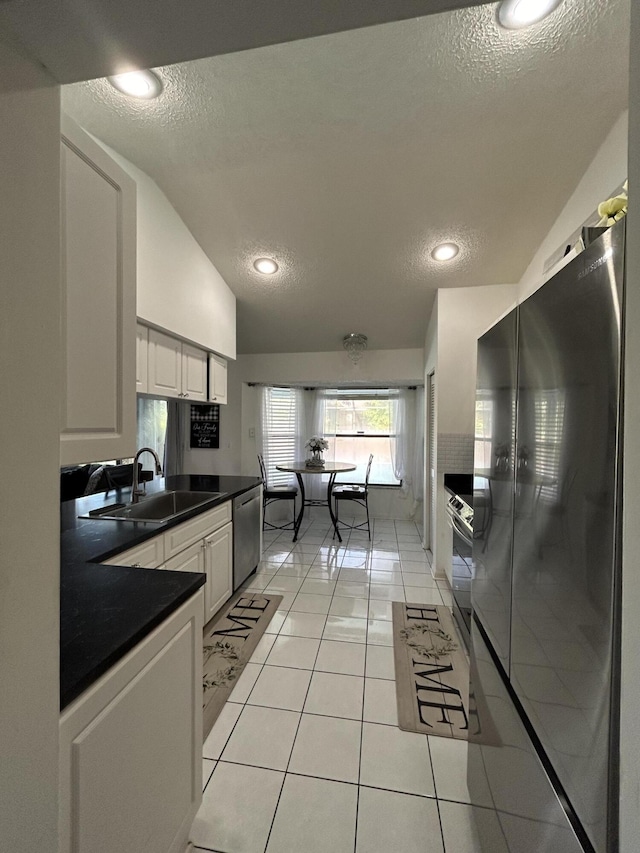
[[203, 591, 282, 740]]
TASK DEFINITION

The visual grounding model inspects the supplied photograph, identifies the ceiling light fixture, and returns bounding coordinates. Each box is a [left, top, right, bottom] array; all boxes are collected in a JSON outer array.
[[107, 69, 163, 99], [431, 242, 459, 262], [343, 333, 368, 365], [497, 0, 564, 30], [253, 257, 279, 275]]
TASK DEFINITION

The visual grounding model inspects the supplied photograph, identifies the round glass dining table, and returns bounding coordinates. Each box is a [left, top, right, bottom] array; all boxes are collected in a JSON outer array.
[[275, 461, 356, 542]]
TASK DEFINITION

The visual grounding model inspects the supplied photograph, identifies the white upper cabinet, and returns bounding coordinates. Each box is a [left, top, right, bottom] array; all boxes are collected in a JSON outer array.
[[148, 328, 181, 397], [136, 324, 148, 393], [60, 115, 136, 466], [146, 327, 207, 402], [181, 342, 208, 402], [209, 354, 228, 405]]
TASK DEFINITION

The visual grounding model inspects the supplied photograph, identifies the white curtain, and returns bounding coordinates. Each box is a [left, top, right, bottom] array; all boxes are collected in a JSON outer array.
[[164, 399, 186, 476], [413, 387, 425, 503], [255, 386, 267, 477], [304, 388, 337, 500], [390, 388, 424, 514]]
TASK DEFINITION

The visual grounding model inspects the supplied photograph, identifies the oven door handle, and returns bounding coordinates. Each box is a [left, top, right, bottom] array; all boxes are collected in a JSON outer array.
[[449, 512, 473, 547]]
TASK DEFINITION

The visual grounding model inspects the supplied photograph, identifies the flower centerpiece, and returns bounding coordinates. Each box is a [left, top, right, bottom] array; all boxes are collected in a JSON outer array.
[[305, 435, 329, 468]]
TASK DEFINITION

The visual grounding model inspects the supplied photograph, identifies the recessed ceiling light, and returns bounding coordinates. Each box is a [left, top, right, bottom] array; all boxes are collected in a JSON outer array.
[[497, 0, 564, 30], [431, 243, 459, 262], [107, 70, 163, 99], [253, 258, 279, 275]]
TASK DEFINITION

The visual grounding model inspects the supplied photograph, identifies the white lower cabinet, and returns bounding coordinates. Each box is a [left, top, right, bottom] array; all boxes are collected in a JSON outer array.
[[59, 592, 203, 853], [205, 522, 233, 622], [164, 539, 205, 575], [100, 500, 233, 626]]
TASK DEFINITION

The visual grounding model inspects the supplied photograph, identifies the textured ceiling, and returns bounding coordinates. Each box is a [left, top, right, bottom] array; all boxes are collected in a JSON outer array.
[[62, 0, 629, 354], [0, 0, 488, 85]]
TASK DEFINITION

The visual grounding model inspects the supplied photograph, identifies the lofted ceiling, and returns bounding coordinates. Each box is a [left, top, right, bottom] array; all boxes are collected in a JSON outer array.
[[61, 0, 629, 354]]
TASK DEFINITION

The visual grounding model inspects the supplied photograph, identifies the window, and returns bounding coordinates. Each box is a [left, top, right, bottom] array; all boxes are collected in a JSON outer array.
[[324, 389, 400, 486], [261, 387, 302, 487], [136, 397, 168, 467]]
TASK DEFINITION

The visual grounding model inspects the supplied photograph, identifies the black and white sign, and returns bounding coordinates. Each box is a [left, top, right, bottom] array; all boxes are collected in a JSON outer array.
[[190, 404, 220, 449]]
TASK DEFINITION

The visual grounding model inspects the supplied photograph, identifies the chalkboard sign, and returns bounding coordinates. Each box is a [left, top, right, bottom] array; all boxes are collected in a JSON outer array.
[[190, 404, 220, 449]]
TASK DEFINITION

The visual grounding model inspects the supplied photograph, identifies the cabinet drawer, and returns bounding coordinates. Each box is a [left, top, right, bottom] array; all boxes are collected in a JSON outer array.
[[164, 502, 232, 560], [101, 536, 164, 569]]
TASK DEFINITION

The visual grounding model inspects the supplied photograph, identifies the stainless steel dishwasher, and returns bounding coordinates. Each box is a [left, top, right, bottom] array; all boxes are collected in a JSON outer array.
[[233, 486, 262, 590]]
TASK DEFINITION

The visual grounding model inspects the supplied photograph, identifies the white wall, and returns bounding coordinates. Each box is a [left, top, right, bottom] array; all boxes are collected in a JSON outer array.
[[620, 7, 640, 848], [425, 285, 516, 578], [518, 111, 628, 302], [0, 37, 61, 851], [424, 300, 438, 549], [436, 286, 517, 436], [238, 348, 424, 386], [99, 143, 237, 359]]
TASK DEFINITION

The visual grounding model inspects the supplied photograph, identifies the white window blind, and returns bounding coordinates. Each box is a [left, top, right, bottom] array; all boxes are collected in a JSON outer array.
[[533, 389, 565, 502], [262, 387, 300, 487]]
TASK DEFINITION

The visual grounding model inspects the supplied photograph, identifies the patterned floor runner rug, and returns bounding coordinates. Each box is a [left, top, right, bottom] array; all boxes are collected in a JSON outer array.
[[392, 602, 470, 740], [203, 591, 282, 740]]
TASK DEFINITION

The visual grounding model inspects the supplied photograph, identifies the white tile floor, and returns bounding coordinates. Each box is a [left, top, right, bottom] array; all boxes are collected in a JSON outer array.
[[191, 516, 490, 853]]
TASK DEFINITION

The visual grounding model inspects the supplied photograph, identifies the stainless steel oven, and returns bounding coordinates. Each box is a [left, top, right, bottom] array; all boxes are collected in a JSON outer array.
[[445, 491, 474, 649]]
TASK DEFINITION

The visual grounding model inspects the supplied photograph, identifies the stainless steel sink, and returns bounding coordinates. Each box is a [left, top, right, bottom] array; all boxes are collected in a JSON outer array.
[[80, 490, 223, 523]]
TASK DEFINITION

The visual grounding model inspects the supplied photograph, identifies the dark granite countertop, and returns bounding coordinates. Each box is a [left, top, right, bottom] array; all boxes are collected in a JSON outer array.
[[61, 474, 261, 710]]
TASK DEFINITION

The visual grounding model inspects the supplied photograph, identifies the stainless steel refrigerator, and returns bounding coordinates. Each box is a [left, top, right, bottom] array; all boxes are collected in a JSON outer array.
[[468, 220, 624, 853]]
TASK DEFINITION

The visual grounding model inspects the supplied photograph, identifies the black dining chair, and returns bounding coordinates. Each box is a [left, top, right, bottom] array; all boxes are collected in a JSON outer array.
[[332, 454, 373, 539], [258, 454, 298, 531]]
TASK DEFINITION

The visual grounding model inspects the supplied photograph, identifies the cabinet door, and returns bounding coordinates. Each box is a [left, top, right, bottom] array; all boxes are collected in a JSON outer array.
[[136, 324, 149, 393], [164, 540, 205, 575], [164, 541, 207, 624], [148, 328, 181, 398], [209, 354, 227, 405], [60, 115, 136, 466], [182, 343, 208, 402], [59, 594, 203, 853], [204, 522, 233, 624]]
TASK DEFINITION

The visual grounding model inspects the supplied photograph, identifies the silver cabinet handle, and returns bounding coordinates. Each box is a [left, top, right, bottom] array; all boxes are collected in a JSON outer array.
[[184, 393, 189, 398], [131, 562, 141, 568]]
